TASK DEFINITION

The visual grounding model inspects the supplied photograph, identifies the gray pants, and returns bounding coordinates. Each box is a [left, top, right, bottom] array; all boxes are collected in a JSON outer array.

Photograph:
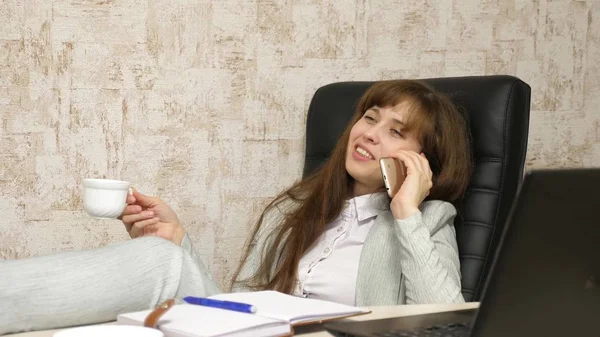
[[0, 237, 221, 335]]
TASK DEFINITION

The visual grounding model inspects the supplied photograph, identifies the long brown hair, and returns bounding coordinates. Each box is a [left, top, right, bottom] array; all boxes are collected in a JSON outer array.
[[231, 80, 473, 294]]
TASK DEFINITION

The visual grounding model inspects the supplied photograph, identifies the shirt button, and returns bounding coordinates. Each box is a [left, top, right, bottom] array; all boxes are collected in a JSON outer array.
[[337, 227, 343, 232], [323, 248, 331, 254]]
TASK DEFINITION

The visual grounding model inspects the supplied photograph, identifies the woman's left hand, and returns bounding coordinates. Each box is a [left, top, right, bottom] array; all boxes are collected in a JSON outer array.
[[388, 151, 433, 220]]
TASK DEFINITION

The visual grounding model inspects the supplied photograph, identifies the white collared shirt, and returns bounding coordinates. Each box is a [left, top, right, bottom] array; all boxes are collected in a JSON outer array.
[[293, 192, 389, 305]]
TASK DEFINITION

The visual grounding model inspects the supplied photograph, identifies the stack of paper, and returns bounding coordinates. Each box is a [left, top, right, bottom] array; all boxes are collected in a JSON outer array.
[[117, 290, 370, 337]]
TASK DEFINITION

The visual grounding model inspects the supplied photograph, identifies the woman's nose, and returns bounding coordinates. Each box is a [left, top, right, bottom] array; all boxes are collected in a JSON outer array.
[[363, 126, 380, 144]]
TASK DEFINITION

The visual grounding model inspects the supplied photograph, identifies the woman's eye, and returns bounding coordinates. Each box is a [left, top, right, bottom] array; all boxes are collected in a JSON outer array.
[[364, 115, 376, 123], [391, 129, 403, 137]]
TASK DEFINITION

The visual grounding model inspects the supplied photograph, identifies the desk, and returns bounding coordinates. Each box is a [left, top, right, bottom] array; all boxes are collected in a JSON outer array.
[[7, 302, 479, 337]]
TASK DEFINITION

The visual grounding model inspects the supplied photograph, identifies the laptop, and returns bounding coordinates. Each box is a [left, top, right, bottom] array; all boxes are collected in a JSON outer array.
[[325, 168, 600, 337]]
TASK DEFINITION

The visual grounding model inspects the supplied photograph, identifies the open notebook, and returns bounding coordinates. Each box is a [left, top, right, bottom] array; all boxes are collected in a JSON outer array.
[[117, 290, 370, 337]]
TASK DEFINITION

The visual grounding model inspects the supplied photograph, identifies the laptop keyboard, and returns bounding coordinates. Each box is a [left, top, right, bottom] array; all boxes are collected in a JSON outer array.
[[373, 322, 471, 337]]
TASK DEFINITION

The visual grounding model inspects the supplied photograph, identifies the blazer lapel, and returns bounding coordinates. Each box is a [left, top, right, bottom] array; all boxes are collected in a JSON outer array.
[[355, 211, 404, 306]]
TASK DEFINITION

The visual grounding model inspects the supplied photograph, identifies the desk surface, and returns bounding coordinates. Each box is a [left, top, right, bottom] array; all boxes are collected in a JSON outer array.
[[8, 302, 479, 337]]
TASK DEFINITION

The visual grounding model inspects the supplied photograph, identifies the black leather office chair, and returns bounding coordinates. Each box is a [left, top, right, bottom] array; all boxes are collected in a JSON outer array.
[[302, 75, 531, 302]]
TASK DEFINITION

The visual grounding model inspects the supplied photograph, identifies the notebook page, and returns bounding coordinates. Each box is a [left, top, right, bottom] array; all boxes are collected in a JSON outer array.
[[117, 304, 291, 337], [209, 291, 369, 325]]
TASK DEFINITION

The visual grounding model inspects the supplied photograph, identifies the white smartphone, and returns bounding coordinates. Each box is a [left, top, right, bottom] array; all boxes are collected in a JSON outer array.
[[379, 157, 407, 198]]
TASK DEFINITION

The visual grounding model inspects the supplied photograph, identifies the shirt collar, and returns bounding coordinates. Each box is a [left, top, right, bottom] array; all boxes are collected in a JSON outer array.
[[342, 192, 390, 223]]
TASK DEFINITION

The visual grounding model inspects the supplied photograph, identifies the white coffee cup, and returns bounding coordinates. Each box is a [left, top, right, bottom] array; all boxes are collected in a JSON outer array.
[[83, 179, 131, 219], [54, 325, 164, 337]]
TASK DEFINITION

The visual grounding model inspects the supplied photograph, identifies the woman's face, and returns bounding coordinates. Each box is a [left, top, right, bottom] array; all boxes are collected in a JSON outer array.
[[345, 102, 423, 197]]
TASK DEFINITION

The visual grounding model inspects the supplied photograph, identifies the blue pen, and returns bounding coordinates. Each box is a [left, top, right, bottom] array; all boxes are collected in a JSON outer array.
[[183, 296, 257, 314]]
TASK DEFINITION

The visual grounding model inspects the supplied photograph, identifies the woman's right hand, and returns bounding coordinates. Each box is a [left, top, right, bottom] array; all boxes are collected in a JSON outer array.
[[119, 189, 186, 246]]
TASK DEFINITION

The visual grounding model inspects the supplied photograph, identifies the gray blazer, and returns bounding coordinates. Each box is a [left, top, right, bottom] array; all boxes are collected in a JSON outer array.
[[219, 199, 464, 305]]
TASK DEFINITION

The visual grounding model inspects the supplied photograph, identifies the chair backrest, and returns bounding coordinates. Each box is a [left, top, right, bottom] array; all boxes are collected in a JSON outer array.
[[303, 75, 531, 301]]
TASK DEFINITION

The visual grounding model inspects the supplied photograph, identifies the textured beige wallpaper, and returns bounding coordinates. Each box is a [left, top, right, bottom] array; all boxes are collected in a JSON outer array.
[[0, 0, 598, 288]]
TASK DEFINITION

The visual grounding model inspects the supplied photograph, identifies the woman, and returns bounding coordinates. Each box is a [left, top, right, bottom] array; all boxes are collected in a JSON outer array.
[[0, 80, 472, 334]]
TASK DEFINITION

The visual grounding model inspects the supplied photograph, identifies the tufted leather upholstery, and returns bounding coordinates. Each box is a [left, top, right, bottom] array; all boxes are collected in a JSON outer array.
[[302, 75, 531, 301]]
